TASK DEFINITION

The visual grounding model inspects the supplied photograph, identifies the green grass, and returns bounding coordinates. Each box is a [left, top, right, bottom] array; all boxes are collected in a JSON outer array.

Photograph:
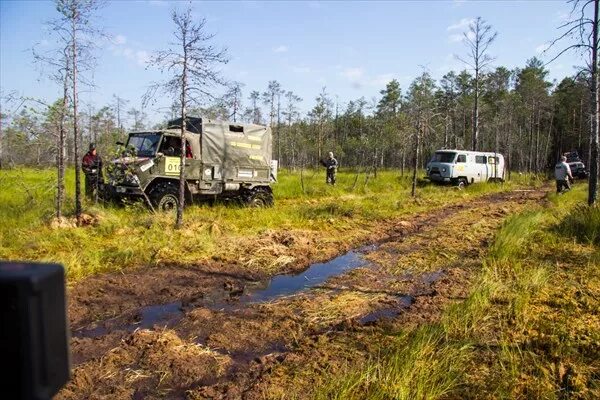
[[557, 203, 600, 245], [0, 167, 539, 281], [318, 325, 471, 400], [313, 183, 599, 400]]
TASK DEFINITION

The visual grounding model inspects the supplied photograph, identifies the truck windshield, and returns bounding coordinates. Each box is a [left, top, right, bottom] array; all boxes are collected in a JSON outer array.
[[127, 134, 161, 157], [431, 152, 456, 163]]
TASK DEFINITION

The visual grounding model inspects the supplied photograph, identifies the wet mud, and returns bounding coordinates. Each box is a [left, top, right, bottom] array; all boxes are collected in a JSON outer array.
[[59, 188, 547, 400]]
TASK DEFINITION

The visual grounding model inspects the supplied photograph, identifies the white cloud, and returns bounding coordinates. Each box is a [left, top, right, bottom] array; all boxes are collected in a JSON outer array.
[[114, 34, 127, 45], [341, 67, 365, 81], [147, 0, 168, 6], [371, 73, 395, 87], [535, 43, 550, 54], [273, 45, 288, 53], [135, 50, 150, 66], [111, 45, 151, 67], [292, 66, 311, 74], [340, 67, 398, 89], [556, 10, 570, 22], [447, 18, 474, 31], [448, 30, 475, 43], [448, 33, 463, 43]]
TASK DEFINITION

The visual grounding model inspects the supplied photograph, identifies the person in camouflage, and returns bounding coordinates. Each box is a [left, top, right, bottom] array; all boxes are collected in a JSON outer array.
[[325, 151, 338, 185]]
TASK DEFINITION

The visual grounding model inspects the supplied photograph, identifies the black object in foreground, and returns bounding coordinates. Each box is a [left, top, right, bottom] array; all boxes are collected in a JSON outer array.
[[0, 262, 70, 400]]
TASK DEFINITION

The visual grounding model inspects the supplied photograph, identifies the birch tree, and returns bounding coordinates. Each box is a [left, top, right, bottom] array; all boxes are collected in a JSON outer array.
[[145, 5, 228, 228]]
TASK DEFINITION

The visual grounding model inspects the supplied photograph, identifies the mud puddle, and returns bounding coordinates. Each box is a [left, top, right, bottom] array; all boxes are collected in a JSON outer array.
[[222, 247, 373, 306], [74, 247, 375, 338]]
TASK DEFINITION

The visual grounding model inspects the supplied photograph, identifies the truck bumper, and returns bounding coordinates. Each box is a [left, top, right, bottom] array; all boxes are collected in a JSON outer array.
[[103, 184, 144, 201], [428, 174, 451, 183]]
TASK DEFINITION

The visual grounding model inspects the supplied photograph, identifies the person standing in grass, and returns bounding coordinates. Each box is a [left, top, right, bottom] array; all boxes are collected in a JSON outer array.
[[325, 152, 338, 185], [82, 143, 103, 199], [555, 155, 573, 194]]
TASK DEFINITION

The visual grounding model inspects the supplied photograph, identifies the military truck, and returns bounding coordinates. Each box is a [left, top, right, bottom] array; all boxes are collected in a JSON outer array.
[[104, 117, 277, 210]]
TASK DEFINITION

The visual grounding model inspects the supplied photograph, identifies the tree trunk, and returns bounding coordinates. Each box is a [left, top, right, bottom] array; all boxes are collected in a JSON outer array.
[[177, 38, 188, 229], [72, 17, 82, 219], [412, 124, 420, 197], [57, 70, 68, 218], [473, 67, 479, 151], [589, 0, 599, 205]]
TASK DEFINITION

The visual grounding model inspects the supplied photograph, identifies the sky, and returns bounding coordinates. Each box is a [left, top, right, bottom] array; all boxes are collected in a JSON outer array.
[[0, 0, 587, 126]]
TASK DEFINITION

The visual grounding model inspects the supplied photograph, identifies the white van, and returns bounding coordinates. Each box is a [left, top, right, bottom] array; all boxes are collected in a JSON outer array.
[[426, 149, 505, 188]]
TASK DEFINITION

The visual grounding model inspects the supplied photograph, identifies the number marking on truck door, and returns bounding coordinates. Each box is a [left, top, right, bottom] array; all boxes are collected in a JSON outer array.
[[165, 156, 181, 176]]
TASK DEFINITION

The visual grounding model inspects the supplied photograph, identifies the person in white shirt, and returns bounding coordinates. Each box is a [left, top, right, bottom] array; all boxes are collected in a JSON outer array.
[[554, 156, 573, 194]]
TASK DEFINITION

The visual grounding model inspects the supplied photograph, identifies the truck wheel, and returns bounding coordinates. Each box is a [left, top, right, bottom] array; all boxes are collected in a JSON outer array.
[[457, 178, 468, 190], [244, 188, 274, 208], [150, 183, 179, 212]]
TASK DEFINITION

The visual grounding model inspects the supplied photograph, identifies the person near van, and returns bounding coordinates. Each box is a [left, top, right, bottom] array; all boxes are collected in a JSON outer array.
[[82, 143, 103, 198], [555, 155, 573, 194], [324, 152, 338, 185]]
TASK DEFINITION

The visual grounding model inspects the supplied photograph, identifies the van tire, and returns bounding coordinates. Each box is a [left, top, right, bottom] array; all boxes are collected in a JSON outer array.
[[150, 182, 179, 212], [457, 178, 468, 189]]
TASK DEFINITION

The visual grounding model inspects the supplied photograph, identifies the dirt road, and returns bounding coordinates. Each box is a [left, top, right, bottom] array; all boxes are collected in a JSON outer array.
[[58, 188, 547, 400]]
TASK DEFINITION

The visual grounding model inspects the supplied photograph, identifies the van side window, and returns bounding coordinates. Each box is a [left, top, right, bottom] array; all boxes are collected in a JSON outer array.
[[475, 155, 487, 164], [229, 125, 244, 133], [456, 154, 466, 163]]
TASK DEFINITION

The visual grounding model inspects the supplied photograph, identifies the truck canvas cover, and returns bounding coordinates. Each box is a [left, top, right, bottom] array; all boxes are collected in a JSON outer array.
[[168, 117, 272, 181]]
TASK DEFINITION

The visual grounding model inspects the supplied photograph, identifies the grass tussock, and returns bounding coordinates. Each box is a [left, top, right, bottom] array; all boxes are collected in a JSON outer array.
[[318, 326, 470, 400]]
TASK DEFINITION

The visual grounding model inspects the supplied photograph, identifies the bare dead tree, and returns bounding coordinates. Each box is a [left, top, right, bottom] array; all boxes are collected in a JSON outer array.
[[248, 90, 262, 124], [144, 5, 228, 228], [112, 94, 129, 133], [262, 81, 283, 162], [547, 0, 599, 205], [457, 17, 498, 151], [33, 23, 75, 218], [223, 81, 244, 122], [52, 0, 104, 219]]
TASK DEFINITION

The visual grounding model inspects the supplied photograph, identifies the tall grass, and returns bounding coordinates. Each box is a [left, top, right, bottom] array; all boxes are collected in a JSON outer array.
[[1, 167, 540, 281], [319, 326, 470, 400], [314, 183, 595, 400], [557, 204, 600, 245]]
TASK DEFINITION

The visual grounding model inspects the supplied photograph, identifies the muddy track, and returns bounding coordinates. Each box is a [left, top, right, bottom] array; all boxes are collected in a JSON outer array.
[[59, 188, 547, 400]]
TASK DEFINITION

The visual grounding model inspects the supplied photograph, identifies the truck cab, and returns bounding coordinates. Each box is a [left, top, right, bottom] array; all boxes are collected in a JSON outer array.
[[104, 117, 277, 210]]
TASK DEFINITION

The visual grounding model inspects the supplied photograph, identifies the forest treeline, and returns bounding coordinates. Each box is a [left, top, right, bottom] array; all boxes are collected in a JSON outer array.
[[0, 56, 591, 175]]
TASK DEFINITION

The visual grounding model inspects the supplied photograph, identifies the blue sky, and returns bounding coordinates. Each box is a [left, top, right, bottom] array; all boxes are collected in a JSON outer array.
[[0, 0, 584, 125]]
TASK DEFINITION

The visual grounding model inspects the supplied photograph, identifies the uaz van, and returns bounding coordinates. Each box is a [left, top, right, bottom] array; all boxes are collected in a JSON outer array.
[[426, 150, 505, 188]]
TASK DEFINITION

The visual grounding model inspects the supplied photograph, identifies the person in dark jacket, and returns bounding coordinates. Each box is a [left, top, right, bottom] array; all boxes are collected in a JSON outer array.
[[325, 152, 338, 185], [82, 143, 103, 199]]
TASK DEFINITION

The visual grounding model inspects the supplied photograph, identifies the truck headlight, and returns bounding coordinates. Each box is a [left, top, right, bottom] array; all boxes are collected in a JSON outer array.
[[442, 167, 447, 172]]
